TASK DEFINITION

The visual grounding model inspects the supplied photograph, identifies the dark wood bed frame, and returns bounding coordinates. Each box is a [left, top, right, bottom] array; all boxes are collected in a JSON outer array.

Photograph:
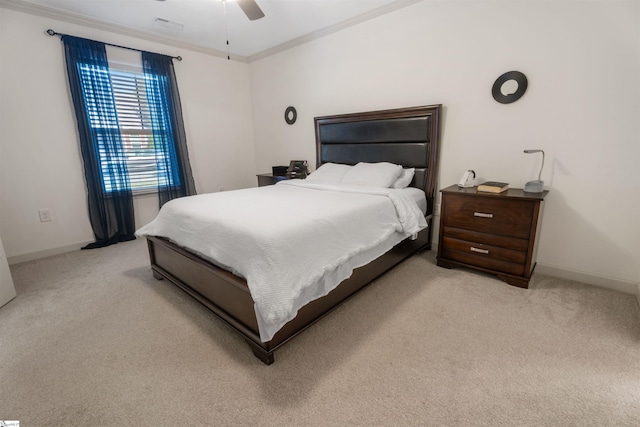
[[145, 104, 442, 364]]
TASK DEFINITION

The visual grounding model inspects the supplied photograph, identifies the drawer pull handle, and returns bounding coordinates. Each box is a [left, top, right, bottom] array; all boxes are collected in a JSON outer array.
[[474, 212, 493, 218], [470, 247, 489, 254]]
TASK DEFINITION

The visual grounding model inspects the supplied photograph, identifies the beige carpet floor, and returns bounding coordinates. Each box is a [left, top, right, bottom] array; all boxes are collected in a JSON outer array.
[[1, 238, 639, 426]]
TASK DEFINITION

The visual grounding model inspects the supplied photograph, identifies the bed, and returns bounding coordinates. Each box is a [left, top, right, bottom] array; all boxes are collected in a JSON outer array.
[[140, 104, 442, 364]]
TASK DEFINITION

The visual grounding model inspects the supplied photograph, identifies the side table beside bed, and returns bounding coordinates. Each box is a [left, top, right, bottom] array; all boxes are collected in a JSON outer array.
[[437, 184, 548, 288]]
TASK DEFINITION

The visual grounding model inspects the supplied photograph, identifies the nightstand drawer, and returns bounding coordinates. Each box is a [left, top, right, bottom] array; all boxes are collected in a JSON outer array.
[[442, 194, 534, 239], [442, 236, 527, 265], [442, 226, 529, 252], [441, 237, 526, 276]]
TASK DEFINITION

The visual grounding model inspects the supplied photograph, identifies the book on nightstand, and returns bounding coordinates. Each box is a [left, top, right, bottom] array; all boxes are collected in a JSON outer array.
[[477, 181, 509, 193]]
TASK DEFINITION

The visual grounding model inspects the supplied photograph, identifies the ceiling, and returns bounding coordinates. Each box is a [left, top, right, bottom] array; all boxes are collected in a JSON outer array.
[[11, 0, 418, 60]]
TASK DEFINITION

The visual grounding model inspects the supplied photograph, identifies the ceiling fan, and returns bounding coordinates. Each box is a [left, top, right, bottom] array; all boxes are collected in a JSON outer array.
[[234, 0, 265, 21]]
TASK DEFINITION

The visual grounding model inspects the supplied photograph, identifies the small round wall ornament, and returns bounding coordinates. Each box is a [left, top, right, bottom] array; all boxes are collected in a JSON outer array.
[[492, 71, 528, 104], [284, 106, 297, 124]]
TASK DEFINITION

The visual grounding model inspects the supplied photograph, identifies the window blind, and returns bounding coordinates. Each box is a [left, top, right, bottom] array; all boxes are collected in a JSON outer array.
[[76, 58, 180, 194], [110, 69, 170, 192]]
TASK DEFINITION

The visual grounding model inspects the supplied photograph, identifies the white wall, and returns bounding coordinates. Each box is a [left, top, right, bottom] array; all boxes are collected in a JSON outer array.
[[249, 1, 640, 287], [0, 8, 256, 261]]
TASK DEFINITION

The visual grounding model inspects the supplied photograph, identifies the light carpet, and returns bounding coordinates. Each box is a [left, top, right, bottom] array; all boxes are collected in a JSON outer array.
[[1, 238, 639, 426]]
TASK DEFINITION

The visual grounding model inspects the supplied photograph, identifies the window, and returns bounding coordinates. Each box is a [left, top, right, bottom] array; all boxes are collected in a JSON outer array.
[[78, 64, 176, 194], [63, 35, 195, 247]]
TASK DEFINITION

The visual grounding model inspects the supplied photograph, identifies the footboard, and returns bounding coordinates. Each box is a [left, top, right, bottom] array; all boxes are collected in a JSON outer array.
[[147, 236, 260, 338], [146, 226, 430, 364]]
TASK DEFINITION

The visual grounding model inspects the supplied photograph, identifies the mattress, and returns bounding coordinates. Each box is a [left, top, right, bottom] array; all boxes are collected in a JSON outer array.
[[402, 186, 427, 215]]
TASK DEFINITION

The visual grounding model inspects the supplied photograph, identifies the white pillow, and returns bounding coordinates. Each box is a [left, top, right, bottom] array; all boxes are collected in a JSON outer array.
[[305, 163, 352, 184], [341, 162, 403, 188], [392, 168, 415, 189]]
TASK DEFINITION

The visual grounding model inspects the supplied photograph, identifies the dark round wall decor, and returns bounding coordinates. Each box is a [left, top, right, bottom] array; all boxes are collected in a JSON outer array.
[[284, 106, 297, 124], [492, 71, 528, 104]]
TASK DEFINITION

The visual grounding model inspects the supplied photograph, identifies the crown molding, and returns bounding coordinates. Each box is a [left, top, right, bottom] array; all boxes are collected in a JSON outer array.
[[247, 0, 421, 63], [1, 0, 420, 63], [0, 0, 246, 62]]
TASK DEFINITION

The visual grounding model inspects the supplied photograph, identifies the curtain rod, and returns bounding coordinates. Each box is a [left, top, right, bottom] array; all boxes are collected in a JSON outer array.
[[46, 29, 183, 61]]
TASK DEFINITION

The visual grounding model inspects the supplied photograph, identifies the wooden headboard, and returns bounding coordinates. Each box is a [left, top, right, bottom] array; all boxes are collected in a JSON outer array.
[[314, 104, 442, 218]]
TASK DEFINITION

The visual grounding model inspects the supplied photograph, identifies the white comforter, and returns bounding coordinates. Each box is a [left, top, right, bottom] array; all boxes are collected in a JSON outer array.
[[136, 180, 427, 342]]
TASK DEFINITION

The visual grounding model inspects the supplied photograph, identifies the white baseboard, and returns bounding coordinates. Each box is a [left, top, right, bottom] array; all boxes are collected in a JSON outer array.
[[535, 263, 638, 295], [7, 241, 92, 265], [429, 246, 636, 295]]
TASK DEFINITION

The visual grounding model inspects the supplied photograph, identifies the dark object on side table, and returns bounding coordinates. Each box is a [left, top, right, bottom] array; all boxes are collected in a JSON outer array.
[[272, 165, 288, 176], [287, 160, 308, 179]]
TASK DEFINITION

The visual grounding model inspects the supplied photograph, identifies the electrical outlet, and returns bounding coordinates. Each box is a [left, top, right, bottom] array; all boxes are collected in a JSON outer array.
[[38, 208, 52, 222]]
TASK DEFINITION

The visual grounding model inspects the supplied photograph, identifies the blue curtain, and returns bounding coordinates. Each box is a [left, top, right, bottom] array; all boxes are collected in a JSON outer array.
[[62, 35, 136, 249], [142, 52, 196, 207]]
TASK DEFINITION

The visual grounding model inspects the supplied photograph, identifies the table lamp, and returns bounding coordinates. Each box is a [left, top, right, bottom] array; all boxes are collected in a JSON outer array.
[[523, 149, 545, 193]]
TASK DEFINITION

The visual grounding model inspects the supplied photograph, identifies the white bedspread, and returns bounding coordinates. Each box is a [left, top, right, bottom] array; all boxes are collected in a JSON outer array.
[[136, 180, 427, 342]]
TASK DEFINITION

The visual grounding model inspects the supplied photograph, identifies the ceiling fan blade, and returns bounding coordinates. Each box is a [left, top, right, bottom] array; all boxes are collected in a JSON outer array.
[[237, 0, 265, 21]]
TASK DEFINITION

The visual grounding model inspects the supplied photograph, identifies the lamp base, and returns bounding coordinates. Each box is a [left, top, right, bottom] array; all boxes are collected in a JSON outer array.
[[524, 180, 544, 193]]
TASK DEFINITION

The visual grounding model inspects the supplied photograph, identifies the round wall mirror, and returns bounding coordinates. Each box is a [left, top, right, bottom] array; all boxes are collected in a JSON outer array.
[[492, 71, 528, 104], [284, 106, 297, 124]]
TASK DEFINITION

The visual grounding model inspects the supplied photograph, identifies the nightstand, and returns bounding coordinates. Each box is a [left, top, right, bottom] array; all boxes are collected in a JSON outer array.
[[436, 185, 548, 288], [256, 173, 289, 187]]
